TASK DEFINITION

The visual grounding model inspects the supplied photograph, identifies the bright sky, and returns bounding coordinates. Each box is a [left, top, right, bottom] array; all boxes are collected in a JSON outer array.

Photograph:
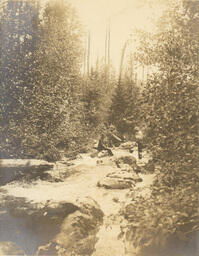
[[42, 0, 166, 72], [66, 0, 165, 71]]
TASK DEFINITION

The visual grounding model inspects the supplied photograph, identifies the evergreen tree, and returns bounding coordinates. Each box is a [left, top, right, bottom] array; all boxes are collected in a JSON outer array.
[[109, 71, 139, 134], [0, 0, 40, 157], [0, 0, 84, 160], [23, 0, 84, 160], [82, 61, 115, 129]]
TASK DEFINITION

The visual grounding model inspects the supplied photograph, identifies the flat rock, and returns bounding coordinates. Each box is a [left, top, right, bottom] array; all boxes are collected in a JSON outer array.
[[97, 176, 134, 189], [107, 171, 142, 182]]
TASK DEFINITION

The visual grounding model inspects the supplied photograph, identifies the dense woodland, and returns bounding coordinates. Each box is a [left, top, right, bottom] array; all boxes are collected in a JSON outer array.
[[0, 0, 198, 255]]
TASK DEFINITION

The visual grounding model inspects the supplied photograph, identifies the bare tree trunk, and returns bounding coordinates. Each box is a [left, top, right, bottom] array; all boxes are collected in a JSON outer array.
[[107, 20, 111, 86], [105, 27, 107, 66], [118, 40, 128, 86], [87, 31, 90, 76], [83, 36, 87, 76]]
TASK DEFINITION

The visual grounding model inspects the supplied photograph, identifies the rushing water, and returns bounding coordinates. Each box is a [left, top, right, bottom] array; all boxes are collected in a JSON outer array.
[[0, 149, 154, 255]]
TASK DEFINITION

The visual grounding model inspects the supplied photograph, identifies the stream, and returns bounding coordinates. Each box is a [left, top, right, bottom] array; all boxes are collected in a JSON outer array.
[[0, 147, 154, 255]]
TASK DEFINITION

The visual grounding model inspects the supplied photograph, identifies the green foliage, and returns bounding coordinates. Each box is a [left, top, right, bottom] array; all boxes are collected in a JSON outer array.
[[122, 175, 198, 256], [109, 73, 139, 134], [139, 0, 199, 170], [0, 0, 87, 160], [123, 0, 199, 254], [0, 0, 40, 157], [82, 62, 115, 127]]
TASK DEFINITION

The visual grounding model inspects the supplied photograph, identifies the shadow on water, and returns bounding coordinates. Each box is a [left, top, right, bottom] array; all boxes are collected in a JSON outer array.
[[0, 208, 38, 254], [0, 166, 54, 186], [0, 195, 79, 255]]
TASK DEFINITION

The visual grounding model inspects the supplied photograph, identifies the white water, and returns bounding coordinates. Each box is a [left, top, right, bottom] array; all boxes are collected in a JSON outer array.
[[1, 149, 155, 256]]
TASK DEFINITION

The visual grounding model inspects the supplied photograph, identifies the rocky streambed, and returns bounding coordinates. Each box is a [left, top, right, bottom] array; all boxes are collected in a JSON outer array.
[[0, 144, 154, 255]]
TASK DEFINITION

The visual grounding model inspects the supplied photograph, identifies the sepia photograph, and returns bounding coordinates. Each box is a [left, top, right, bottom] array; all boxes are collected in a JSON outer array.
[[0, 0, 198, 255]]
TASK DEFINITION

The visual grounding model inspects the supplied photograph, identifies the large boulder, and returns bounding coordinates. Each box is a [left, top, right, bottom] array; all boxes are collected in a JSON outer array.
[[0, 242, 26, 256], [0, 196, 79, 255], [36, 197, 104, 256]]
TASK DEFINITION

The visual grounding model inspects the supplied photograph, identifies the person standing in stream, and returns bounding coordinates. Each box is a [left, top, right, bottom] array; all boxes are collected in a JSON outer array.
[[135, 127, 144, 159]]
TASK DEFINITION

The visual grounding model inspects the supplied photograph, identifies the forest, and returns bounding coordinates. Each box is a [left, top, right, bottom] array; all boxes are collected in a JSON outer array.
[[0, 0, 198, 255]]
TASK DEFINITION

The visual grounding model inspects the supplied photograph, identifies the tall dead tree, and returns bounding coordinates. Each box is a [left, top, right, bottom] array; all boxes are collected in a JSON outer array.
[[105, 26, 108, 66], [104, 20, 111, 89], [87, 31, 90, 76], [107, 20, 111, 85], [118, 40, 128, 86], [83, 36, 87, 76]]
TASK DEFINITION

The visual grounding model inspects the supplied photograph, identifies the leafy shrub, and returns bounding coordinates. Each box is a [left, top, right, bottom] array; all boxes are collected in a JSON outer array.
[[122, 0, 199, 255], [121, 173, 199, 256], [0, 0, 87, 160]]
